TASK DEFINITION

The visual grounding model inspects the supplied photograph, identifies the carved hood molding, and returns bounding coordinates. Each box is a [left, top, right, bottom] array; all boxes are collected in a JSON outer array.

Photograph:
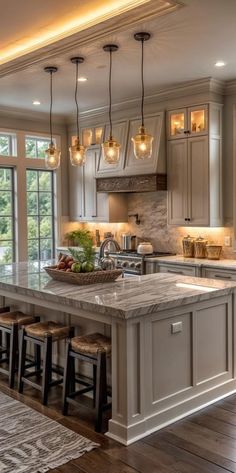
[[96, 174, 167, 193]]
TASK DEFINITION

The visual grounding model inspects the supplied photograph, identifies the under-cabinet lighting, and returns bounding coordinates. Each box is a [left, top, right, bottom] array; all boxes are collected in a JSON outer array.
[[78, 76, 88, 82], [33, 100, 41, 105]]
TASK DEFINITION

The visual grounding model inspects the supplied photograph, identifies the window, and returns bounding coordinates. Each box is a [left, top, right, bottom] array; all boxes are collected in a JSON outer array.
[[27, 170, 55, 261], [0, 133, 17, 156], [25, 136, 51, 159], [0, 168, 15, 263]]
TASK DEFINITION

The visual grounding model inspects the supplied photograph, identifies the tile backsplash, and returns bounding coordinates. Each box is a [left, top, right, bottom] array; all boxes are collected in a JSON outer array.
[[62, 191, 235, 259]]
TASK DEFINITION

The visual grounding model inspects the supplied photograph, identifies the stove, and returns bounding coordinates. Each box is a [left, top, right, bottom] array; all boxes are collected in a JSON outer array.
[[109, 251, 175, 276]]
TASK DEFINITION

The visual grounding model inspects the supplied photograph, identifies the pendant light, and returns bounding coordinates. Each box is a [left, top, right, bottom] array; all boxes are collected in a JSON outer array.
[[69, 57, 87, 166], [102, 44, 120, 164], [132, 32, 153, 160], [44, 66, 61, 170]]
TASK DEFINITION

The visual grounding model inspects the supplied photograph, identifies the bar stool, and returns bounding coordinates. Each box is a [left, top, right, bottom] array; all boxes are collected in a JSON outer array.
[[18, 321, 74, 405], [62, 332, 111, 432], [0, 308, 38, 388]]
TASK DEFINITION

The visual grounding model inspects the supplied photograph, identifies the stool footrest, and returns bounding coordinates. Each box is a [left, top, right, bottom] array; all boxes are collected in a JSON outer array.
[[22, 378, 42, 391], [23, 369, 42, 379], [68, 385, 94, 399]]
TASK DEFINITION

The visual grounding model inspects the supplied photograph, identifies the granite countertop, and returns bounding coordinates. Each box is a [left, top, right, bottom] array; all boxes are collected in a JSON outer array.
[[146, 255, 236, 270], [0, 260, 235, 320]]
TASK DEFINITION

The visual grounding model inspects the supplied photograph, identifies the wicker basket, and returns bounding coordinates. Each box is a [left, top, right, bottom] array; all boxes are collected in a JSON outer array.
[[44, 265, 123, 285]]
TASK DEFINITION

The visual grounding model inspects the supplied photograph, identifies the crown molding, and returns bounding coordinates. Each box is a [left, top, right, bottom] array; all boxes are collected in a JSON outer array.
[[66, 77, 226, 124], [0, 105, 66, 126], [224, 80, 236, 96], [0, 0, 183, 78]]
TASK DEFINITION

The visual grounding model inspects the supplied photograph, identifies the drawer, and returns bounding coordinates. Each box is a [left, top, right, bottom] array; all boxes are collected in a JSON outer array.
[[157, 263, 197, 276], [202, 268, 236, 281]]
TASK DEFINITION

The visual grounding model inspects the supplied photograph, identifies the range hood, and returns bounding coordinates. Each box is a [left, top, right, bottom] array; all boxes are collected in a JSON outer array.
[[96, 173, 167, 193]]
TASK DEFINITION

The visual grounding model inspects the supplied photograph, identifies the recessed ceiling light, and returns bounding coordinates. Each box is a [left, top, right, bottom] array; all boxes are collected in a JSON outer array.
[[78, 76, 88, 82], [33, 100, 41, 105], [215, 61, 226, 67]]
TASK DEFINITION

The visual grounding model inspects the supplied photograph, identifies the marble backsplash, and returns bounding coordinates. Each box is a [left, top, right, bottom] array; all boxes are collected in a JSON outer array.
[[62, 191, 235, 259]]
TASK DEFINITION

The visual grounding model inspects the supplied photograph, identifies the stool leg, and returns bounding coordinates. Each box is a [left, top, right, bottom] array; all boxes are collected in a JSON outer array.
[[18, 328, 26, 393], [42, 336, 52, 406], [9, 323, 18, 389], [62, 340, 71, 415], [95, 351, 107, 432], [93, 365, 97, 407], [35, 344, 41, 371]]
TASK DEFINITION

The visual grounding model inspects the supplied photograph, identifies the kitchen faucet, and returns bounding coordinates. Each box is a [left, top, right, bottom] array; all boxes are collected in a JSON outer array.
[[99, 238, 121, 259]]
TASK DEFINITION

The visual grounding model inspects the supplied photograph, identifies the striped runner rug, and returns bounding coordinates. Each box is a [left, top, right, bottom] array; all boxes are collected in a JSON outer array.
[[0, 391, 99, 472]]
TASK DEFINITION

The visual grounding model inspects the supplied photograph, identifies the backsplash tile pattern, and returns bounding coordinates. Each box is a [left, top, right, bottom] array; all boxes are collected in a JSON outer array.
[[62, 191, 235, 259]]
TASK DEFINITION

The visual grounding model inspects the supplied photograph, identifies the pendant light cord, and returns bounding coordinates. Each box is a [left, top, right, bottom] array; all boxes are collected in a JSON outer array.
[[141, 38, 144, 128], [109, 49, 113, 139], [75, 61, 80, 140], [49, 71, 53, 146]]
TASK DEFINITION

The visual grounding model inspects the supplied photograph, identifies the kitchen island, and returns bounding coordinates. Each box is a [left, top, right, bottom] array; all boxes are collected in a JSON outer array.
[[0, 260, 236, 445]]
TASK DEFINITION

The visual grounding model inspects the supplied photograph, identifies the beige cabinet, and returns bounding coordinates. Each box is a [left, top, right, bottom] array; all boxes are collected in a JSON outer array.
[[168, 102, 223, 227], [202, 267, 236, 281], [167, 105, 208, 140], [96, 120, 128, 177], [69, 148, 127, 223], [158, 262, 198, 276]]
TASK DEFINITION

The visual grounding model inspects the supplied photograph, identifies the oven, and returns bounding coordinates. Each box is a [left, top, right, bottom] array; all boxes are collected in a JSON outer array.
[[109, 251, 175, 276]]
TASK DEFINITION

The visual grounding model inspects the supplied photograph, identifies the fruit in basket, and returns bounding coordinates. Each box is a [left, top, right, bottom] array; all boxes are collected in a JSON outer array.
[[81, 261, 94, 273], [58, 262, 66, 270], [71, 262, 82, 273]]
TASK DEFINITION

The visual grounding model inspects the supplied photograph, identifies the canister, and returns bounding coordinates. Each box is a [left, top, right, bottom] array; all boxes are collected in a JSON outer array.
[[194, 236, 207, 258], [182, 235, 195, 258]]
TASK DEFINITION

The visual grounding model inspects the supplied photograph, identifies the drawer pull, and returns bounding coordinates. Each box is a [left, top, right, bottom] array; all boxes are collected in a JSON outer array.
[[214, 274, 232, 280], [167, 269, 183, 275]]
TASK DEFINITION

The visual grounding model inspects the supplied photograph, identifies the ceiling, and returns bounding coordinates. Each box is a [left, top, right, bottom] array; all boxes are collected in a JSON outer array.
[[1, 0, 236, 119]]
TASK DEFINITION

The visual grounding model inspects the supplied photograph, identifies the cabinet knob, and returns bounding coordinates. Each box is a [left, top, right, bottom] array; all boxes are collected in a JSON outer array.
[[91, 215, 97, 218]]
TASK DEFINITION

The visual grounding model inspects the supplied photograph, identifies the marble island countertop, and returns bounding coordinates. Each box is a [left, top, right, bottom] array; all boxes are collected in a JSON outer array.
[[146, 254, 236, 269], [0, 261, 235, 320]]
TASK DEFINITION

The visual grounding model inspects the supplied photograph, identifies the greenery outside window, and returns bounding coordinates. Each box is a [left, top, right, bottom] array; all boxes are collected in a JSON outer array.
[[0, 133, 17, 157], [0, 167, 15, 263], [25, 136, 52, 159], [27, 170, 55, 261]]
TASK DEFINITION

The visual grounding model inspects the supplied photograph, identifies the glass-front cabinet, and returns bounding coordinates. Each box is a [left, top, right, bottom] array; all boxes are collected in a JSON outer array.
[[81, 126, 104, 147], [167, 105, 208, 139]]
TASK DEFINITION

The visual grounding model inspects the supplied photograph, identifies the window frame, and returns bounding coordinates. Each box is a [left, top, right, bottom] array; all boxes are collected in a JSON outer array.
[[0, 166, 16, 263], [0, 127, 61, 262]]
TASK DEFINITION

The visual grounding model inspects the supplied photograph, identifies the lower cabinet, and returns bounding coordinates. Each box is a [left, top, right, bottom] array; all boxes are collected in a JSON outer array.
[[69, 148, 128, 222], [158, 263, 199, 277], [202, 267, 236, 281]]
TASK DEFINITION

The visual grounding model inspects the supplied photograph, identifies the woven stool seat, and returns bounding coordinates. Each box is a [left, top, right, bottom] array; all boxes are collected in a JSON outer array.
[[71, 332, 111, 355], [0, 311, 35, 327], [25, 321, 71, 340]]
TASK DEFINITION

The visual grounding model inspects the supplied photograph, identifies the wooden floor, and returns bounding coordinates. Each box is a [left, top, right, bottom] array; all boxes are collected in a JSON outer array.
[[2, 375, 236, 473]]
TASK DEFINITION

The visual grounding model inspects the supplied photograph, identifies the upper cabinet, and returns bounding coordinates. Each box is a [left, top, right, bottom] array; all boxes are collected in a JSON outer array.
[[95, 112, 165, 178], [167, 105, 208, 140], [167, 103, 223, 227], [81, 126, 104, 147], [69, 147, 127, 223]]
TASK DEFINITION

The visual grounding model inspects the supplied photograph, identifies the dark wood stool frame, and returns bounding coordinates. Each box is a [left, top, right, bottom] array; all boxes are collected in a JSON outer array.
[[62, 339, 111, 432], [0, 307, 39, 389], [18, 326, 75, 405]]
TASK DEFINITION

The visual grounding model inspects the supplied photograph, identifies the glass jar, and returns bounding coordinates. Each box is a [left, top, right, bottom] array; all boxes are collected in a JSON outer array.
[[182, 235, 195, 258], [194, 236, 208, 258]]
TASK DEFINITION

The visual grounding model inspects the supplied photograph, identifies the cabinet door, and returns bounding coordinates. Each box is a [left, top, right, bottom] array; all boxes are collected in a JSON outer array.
[[188, 136, 209, 225], [69, 164, 83, 220], [188, 105, 208, 137], [202, 268, 236, 281], [168, 139, 188, 225], [96, 120, 128, 176], [167, 108, 187, 140], [158, 263, 197, 276], [83, 149, 97, 220], [125, 114, 163, 175]]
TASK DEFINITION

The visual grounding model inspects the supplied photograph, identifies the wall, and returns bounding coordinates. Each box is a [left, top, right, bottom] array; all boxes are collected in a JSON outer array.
[[62, 191, 235, 259]]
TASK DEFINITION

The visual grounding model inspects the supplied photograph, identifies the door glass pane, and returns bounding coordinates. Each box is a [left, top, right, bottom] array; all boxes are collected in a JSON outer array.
[[0, 217, 12, 240], [40, 239, 53, 260], [40, 216, 52, 238], [82, 129, 93, 147], [39, 193, 52, 215], [0, 168, 12, 190], [27, 217, 39, 238], [190, 109, 206, 133], [27, 192, 38, 215], [0, 191, 12, 215], [28, 240, 39, 261], [27, 170, 37, 190], [170, 112, 185, 136], [39, 171, 51, 191], [0, 241, 13, 263]]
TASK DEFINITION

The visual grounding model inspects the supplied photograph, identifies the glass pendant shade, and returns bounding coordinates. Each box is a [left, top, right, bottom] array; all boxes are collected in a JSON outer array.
[[102, 137, 120, 164], [132, 125, 153, 160], [69, 138, 86, 166], [45, 143, 61, 169]]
